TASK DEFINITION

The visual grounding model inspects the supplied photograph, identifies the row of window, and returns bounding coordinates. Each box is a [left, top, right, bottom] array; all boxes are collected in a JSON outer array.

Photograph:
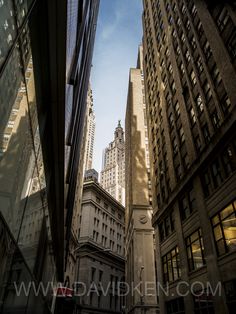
[[92, 230, 123, 253], [202, 142, 236, 198], [159, 185, 196, 242], [210, 4, 236, 61], [162, 228, 204, 284], [95, 199, 123, 221], [162, 200, 236, 284], [166, 278, 236, 314]]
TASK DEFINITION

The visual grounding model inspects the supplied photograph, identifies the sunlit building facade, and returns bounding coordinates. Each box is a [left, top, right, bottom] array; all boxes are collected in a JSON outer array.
[[143, 1, 236, 314], [0, 0, 99, 313], [100, 122, 125, 206], [125, 46, 158, 314]]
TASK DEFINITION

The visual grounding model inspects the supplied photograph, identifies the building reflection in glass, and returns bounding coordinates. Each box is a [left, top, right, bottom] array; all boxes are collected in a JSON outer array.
[[0, 8, 55, 312]]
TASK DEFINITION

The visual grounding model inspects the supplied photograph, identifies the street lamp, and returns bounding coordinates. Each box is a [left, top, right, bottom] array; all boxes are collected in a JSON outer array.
[[139, 266, 145, 314]]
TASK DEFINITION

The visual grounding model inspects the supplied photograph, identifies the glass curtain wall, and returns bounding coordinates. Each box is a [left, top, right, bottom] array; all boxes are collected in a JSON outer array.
[[0, 1, 56, 313]]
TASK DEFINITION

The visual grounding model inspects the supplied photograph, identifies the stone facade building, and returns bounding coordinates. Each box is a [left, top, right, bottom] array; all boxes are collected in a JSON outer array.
[[125, 45, 158, 314], [100, 122, 125, 206], [143, 1, 236, 314], [76, 171, 125, 313]]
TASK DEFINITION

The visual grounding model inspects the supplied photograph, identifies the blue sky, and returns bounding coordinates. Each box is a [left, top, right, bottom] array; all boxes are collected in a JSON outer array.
[[91, 0, 143, 173]]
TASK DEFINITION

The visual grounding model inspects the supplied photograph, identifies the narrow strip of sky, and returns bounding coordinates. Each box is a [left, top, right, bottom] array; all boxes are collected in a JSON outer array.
[[91, 0, 143, 174]]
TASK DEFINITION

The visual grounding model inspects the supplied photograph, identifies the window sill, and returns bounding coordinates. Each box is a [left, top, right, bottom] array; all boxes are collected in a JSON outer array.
[[188, 265, 207, 278], [217, 249, 236, 264]]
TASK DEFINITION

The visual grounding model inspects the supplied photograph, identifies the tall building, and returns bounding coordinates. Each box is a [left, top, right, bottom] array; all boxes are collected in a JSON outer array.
[[143, 1, 236, 314], [125, 45, 158, 314], [76, 170, 125, 313], [0, 1, 99, 313], [100, 122, 125, 205], [84, 85, 96, 171]]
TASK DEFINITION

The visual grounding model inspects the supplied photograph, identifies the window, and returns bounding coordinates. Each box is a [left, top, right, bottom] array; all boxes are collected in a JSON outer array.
[[159, 212, 175, 241], [190, 36, 197, 50], [180, 196, 190, 221], [168, 63, 173, 75], [180, 62, 185, 75], [175, 163, 182, 180], [186, 229, 205, 271], [171, 81, 176, 94], [196, 94, 204, 113], [99, 270, 103, 282], [228, 32, 236, 59], [168, 112, 174, 130], [179, 186, 196, 220], [191, 4, 197, 17], [181, 33, 185, 44], [217, 9, 230, 31], [189, 187, 196, 212], [203, 81, 212, 101], [211, 160, 223, 188], [190, 70, 197, 86], [221, 95, 231, 114], [165, 48, 170, 57], [159, 222, 165, 242], [224, 279, 236, 313], [221, 146, 235, 177], [181, 3, 186, 14], [212, 65, 222, 85], [186, 50, 191, 63], [212, 201, 236, 256], [194, 292, 214, 313], [189, 107, 196, 125], [197, 21, 203, 36], [204, 41, 212, 60], [177, 45, 181, 55], [177, 17, 181, 27], [178, 126, 185, 144], [202, 124, 211, 143], [186, 20, 191, 31], [172, 137, 178, 155], [196, 56, 203, 73], [181, 149, 189, 169], [211, 110, 220, 129], [162, 247, 181, 283], [104, 202, 108, 209], [174, 101, 180, 117], [201, 169, 213, 197], [166, 298, 185, 314], [91, 267, 96, 282]]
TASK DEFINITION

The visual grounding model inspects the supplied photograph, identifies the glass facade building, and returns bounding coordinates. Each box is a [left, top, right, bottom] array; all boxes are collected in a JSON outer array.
[[0, 0, 99, 313]]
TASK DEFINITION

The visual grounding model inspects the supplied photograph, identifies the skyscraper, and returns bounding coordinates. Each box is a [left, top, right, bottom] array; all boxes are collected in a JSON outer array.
[[84, 85, 96, 171], [100, 122, 125, 206], [0, 1, 99, 313], [143, 1, 236, 314], [125, 45, 158, 314]]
